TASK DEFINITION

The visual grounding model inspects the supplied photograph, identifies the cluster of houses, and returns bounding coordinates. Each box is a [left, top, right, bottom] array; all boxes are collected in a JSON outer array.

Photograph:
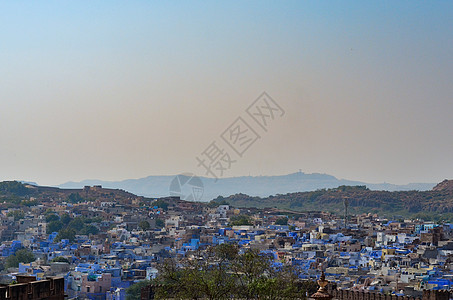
[[1, 185, 453, 299]]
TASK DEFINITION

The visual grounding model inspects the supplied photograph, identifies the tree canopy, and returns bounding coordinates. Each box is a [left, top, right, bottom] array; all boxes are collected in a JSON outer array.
[[55, 228, 76, 242], [139, 220, 150, 231], [47, 214, 100, 238], [126, 280, 153, 300], [127, 243, 317, 300], [155, 219, 164, 228], [46, 214, 60, 222], [230, 215, 252, 226], [275, 217, 288, 225], [7, 210, 25, 221], [0, 181, 30, 196], [5, 249, 35, 269], [51, 256, 70, 263], [68, 192, 85, 203]]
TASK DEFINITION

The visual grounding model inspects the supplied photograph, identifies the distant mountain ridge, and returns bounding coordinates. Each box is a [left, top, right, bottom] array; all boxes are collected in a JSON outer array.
[[59, 172, 436, 202]]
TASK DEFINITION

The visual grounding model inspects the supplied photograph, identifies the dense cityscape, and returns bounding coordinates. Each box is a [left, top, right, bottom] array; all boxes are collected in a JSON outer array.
[[1, 181, 453, 299]]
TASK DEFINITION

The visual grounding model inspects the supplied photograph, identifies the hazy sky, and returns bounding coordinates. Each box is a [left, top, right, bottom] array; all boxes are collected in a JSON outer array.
[[1, 1, 452, 186]]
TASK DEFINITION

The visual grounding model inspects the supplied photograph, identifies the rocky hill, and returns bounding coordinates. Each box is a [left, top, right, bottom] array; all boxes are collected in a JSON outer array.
[[433, 179, 453, 192], [0, 181, 145, 210], [212, 181, 453, 221], [3, 179, 453, 222]]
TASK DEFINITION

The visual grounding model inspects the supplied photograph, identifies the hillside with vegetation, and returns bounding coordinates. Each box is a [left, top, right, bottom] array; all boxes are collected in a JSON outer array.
[[212, 180, 453, 222], [3, 179, 453, 222], [0, 181, 144, 210]]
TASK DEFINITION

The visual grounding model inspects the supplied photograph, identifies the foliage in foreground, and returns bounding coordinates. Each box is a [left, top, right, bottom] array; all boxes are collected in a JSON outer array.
[[126, 244, 318, 300]]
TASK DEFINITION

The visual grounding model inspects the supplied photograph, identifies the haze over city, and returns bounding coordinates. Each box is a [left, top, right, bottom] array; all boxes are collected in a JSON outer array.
[[1, 1, 452, 186]]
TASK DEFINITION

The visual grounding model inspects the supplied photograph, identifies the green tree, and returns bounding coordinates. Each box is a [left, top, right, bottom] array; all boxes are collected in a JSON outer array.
[[275, 217, 288, 225], [81, 225, 99, 235], [155, 219, 164, 228], [232, 249, 305, 299], [84, 216, 102, 224], [21, 199, 38, 207], [5, 249, 35, 268], [231, 249, 274, 299], [139, 220, 150, 231], [55, 228, 76, 242], [151, 244, 307, 300], [51, 256, 70, 263], [4, 195, 23, 206], [68, 193, 84, 203], [47, 220, 64, 234], [68, 217, 85, 232], [0, 181, 30, 196], [154, 250, 235, 299], [7, 210, 24, 221], [60, 213, 71, 225], [153, 200, 169, 211], [126, 280, 153, 300], [230, 215, 252, 226], [5, 256, 19, 269], [46, 214, 60, 222], [215, 243, 239, 260], [208, 197, 229, 208]]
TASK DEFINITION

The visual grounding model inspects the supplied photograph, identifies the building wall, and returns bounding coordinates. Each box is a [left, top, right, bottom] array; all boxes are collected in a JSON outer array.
[[0, 277, 64, 300], [81, 273, 112, 294]]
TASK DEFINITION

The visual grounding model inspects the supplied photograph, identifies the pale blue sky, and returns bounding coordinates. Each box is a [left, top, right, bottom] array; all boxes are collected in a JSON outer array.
[[0, 1, 452, 185]]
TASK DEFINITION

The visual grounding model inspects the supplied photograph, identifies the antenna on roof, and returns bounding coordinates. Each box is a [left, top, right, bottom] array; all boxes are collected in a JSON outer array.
[[343, 197, 349, 229]]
